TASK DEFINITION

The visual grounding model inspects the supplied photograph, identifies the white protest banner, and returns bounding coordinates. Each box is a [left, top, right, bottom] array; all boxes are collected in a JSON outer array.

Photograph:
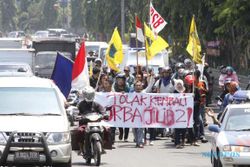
[[150, 2, 167, 34], [95, 92, 194, 128]]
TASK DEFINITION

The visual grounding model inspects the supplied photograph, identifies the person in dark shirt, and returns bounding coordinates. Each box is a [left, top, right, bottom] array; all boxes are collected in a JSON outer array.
[[77, 86, 105, 156], [89, 67, 100, 89]]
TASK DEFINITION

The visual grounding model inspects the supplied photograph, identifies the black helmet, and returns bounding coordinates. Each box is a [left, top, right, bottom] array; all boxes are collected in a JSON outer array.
[[175, 62, 185, 70]]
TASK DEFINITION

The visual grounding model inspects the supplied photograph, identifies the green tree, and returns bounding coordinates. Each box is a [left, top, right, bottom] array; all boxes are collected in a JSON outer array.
[[42, 0, 58, 28], [70, 0, 85, 32], [208, 0, 250, 71], [0, 0, 17, 32]]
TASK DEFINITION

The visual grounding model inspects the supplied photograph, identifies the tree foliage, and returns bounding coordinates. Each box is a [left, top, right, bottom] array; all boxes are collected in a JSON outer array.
[[0, 0, 249, 72]]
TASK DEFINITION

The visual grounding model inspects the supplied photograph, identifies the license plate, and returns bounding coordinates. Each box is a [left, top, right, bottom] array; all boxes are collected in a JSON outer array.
[[14, 152, 39, 161], [88, 122, 101, 127]]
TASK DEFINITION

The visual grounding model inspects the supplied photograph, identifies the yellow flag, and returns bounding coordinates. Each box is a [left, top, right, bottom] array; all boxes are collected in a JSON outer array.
[[105, 27, 123, 72], [89, 61, 93, 76], [144, 23, 155, 41], [145, 38, 151, 60], [186, 16, 202, 64], [144, 23, 169, 60]]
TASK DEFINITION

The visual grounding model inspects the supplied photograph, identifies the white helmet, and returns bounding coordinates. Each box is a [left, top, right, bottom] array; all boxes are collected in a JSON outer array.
[[82, 86, 95, 102]]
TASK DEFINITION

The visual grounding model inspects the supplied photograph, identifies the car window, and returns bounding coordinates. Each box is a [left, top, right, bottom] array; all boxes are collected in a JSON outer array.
[[35, 52, 72, 69], [0, 87, 62, 115], [0, 65, 30, 72], [225, 108, 250, 131], [219, 108, 228, 124]]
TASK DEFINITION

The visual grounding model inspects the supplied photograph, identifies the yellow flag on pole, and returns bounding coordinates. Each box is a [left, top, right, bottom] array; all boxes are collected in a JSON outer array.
[[186, 16, 202, 64], [89, 61, 93, 76], [144, 23, 169, 60], [105, 27, 124, 72]]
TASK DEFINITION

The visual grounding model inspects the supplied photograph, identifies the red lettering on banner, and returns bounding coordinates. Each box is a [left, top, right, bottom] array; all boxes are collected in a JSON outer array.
[[119, 94, 127, 105], [131, 108, 143, 123], [187, 107, 193, 127], [140, 95, 147, 106], [156, 109, 165, 125], [143, 106, 157, 125], [107, 93, 117, 105], [149, 95, 156, 106], [118, 94, 148, 107], [150, 7, 154, 16], [175, 109, 186, 123], [110, 105, 122, 121], [165, 109, 175, 126], [153, 17, 164, 29], [150, 95, 188, 107], [123, 106, 133, 122], [152, 13, 159, 24]]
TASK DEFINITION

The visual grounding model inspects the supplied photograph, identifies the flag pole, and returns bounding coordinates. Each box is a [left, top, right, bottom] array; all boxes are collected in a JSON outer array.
[[200, 52, 205, 79], [135, 14, 139, 75], [145, 0, 151, 75], [192, 15, 195, 94]]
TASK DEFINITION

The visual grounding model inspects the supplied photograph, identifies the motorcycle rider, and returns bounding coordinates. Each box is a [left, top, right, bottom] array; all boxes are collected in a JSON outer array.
[[77, 86, 105, 157]]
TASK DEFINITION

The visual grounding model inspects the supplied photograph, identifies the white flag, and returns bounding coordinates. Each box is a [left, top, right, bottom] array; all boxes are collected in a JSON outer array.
[[150, 2, 167, 34], [136, 16, 144, 43]]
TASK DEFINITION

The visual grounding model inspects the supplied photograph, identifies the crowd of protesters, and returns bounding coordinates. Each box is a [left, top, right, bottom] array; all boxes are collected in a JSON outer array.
[[83, 50, 241, 149]]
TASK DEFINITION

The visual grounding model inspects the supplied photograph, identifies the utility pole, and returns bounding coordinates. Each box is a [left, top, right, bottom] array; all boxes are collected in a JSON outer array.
[[121, 0, 125, 43]]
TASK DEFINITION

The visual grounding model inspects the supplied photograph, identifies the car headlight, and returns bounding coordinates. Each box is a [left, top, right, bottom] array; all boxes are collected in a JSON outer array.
[[46, 132, 71, 145], [223, 145, 232, 151], [223, 145, 250, 152], [0, 132, 7, 145]]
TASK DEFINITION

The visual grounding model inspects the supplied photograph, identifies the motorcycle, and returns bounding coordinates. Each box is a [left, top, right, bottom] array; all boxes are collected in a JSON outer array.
[[77, 112, 110, 166]]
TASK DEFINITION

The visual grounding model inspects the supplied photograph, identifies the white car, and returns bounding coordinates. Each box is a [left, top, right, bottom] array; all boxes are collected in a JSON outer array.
[[0, 62, 33, 77], [209, 102, 250, 167], [0, 77, 72, 166]]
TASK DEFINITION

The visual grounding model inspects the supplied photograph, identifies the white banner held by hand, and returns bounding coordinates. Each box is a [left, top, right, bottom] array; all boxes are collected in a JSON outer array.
[[95, 92, 194, 128]]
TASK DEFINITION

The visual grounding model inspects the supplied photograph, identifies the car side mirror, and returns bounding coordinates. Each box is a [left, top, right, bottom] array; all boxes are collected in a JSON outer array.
[[208, 124, 220, 133]]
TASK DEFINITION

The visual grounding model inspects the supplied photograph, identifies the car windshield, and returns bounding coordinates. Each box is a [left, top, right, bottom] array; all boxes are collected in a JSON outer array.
[[0, 65, 30, 72], [35, 52, 72, 69], [225, 108, 250, 131], [86, 45, 99, 55], [35, 31, 48, 37], [0, 87, 61, 115]]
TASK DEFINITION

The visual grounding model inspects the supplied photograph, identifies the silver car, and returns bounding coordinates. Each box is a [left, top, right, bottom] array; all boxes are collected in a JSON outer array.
[[0, 62, 33, 77], [209, 103, 250, 167], [0, 76, 72, 166]]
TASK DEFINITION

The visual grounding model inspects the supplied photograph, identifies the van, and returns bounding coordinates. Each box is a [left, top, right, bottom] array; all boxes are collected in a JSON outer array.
[[32, 38, 76, 78], [0, 38, 23, 49], [123, 48, 169, 72], [0, 76, 72, 166], [85, 41, 108, 61]]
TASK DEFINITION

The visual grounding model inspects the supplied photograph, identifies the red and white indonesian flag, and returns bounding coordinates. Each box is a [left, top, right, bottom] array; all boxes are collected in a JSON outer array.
[[150, 2, 167, 34], [72, 41, 90, 90], [136, 16, 144, 43]]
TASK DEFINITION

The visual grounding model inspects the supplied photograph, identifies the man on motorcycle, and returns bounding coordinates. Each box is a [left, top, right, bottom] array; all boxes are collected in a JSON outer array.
[[77, 86, 105, 157]]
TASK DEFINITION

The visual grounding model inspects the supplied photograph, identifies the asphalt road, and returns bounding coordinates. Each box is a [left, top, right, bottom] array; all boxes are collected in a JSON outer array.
[[71, 129, 213, 167]]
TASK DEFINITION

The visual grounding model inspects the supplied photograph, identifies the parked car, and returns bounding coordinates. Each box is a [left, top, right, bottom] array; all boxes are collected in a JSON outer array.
[[0, 76, 72, 166], [47, 28, 67, 37], [209, 95, 250, 167], [34, 30, 49, 38], [7, 31, 25, 38], [0, 62, 33, 77]]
